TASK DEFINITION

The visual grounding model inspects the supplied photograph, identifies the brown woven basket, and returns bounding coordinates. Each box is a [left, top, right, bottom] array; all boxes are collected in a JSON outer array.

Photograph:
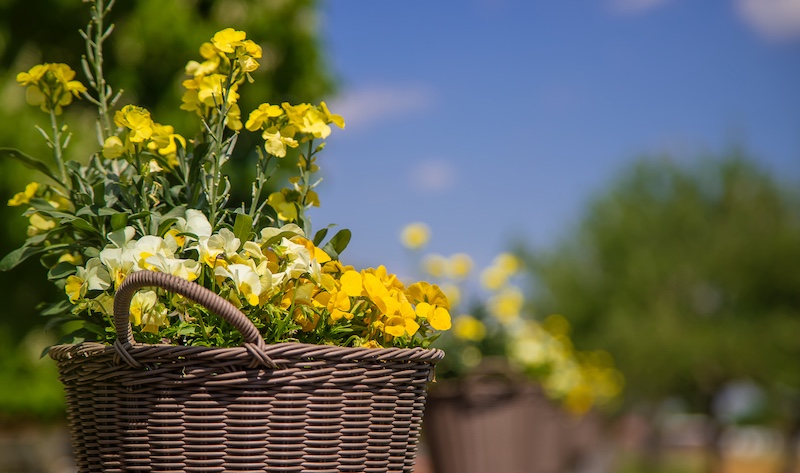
[[49, 271, 444, 473]]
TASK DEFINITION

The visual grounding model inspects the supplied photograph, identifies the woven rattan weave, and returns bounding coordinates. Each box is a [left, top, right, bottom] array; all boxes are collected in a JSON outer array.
[[49, 271, 444, 473]]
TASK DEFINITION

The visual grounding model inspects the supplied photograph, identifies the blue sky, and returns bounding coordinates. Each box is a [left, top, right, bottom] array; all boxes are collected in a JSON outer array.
[[313, 0, 800, 278]]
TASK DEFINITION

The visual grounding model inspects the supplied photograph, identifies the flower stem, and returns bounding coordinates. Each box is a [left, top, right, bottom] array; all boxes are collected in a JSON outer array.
[[49, 109, 70, 191]]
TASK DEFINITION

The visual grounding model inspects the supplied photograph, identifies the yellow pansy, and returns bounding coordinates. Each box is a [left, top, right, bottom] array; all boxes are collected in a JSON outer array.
[[415, 302, 452, 331], [340, 270, 364, 297], [8, 182, 39, 206], [405, 281, 450, 311], [314, 287, 352, 322]]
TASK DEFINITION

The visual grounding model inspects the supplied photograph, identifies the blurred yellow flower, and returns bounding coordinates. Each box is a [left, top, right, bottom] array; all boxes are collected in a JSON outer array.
[[422, 253, 447, 278], [400, 222, 430, 250], [8, 182, 39, 206], [453, 315, 486, 342], [16, 63, 86, 115], [447, 253, 473, 279], [488, 286, 524, 324]]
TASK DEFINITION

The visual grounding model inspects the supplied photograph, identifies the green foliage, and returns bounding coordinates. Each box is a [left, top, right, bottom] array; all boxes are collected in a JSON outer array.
[[524, 153, 800, 414]]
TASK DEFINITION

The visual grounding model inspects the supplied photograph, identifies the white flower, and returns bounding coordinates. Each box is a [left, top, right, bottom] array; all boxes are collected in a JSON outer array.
[[145, 254, 201, 281], [215, 263, 262, 306], [166, 209, 213, 249], [197, 228, 240, 267], [279, 237, 311, 279], [99, 246, 138, 287], [259, 223, 304, 244], [134, 235, 176, 270]]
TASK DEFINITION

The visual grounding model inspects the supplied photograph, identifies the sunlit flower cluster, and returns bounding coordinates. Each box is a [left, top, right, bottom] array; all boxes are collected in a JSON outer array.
[[16, 63, 87, 115], [181, 28, 263, 131], [5, 24, 450, 351], [401, 221, 623, 414], [65, 216, 450, 346], [102, 105, 187, 169]]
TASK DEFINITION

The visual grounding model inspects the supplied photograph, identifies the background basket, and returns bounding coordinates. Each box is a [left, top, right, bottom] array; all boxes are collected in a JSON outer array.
[[49, 271, 444, 473]]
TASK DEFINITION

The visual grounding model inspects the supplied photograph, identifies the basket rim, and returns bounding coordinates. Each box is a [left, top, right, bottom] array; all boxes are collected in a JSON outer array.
[[49, 340, 445, 364]]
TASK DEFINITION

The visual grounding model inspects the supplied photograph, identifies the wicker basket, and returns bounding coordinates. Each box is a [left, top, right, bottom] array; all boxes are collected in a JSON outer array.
[[49, 271, 444, 473]]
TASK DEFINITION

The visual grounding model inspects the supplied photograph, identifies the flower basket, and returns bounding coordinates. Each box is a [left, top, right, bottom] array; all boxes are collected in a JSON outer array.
[[423, 363, 564, 473], [50, 271, 444, 473]]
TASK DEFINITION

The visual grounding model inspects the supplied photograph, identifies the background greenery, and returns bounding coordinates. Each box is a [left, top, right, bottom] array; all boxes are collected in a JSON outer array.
[[521, 153, 800, 472], [0, 0, 333, 423]]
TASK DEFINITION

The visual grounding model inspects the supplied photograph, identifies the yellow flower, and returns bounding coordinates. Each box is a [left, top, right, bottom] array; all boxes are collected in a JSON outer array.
[[405, 281, 450, 311], [102, 136, 128, 159], [226, 102, 243, 131], [8, 182, 39, 206], [447, 253, 473, 279], [415, 302, 452, 331], [211, 28, 247, 54], [480, 266, 508, 291], [263, 127, 299, 157], [196, 74, 233, 107], [340, 270, 364, 297], [495, 253, 520, 274], [314, 287, 352, 322], [282, 102, 331, 139], [422, 253, 447, 278], [268, 190, 299, 221], [320, 101, 345, 129], [453, 315, 486, 342], [245, 103, 283, 131], [488, 287, 524, 324], [114, 105, 154, 143], [400, 222, 430, 250], [27, 213, 56, 236], [16, 63, 86, 114], [150, 124, 186, 158]]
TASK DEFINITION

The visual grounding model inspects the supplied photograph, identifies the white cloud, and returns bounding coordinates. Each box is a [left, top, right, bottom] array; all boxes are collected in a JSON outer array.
[[735, 0, 800, 40], [409, 159, 457, 193], [609, 0, 673, 15], [326, 84, 436, 131]]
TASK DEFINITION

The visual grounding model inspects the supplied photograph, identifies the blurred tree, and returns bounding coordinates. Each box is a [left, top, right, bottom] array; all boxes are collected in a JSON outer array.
[[0, 0, 334, 421], [522, 153, 800, 472]]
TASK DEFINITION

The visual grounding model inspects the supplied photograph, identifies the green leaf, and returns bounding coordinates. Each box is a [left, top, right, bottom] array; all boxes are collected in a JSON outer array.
[[111, 212, 128, 230], [39, 300, 74, 317], [0, 147, 60, 184], [233, 212, 253, 250], [322, 229, 352, 260], [48, 261, 77, 281], [0, 246, 43, 271], [313, 225, 334, 246]]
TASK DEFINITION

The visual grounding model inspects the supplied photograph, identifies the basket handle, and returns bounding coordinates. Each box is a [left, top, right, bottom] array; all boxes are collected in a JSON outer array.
[[113, 270, 276, 368]]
